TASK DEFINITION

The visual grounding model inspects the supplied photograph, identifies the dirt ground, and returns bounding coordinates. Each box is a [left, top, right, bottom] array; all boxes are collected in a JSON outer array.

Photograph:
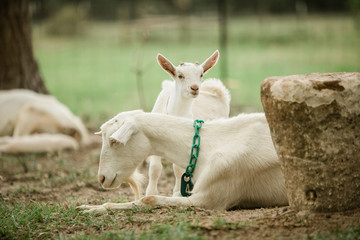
[[1, 144, 359, 239]]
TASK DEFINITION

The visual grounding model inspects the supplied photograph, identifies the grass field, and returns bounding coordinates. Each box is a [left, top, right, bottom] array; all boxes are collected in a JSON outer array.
[[32, 14, 360, 128], [1, 149, 359, 239], [0, 14, 359, 239]]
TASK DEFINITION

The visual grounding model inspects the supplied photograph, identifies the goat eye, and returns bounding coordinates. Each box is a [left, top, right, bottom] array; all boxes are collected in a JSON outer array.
[[200, 74, 203, 78], [110, 139, 117, 147], [178, 75, 184, 79]]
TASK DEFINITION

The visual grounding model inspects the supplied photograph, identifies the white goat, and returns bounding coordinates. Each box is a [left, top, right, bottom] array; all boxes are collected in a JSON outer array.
[[0, 89, 94, 153], [146, 50, 230, 197], [79, 110, 288, 212]]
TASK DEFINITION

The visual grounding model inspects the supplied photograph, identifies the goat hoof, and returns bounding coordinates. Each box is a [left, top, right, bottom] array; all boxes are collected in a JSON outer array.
[[77, 204, 107, 213]]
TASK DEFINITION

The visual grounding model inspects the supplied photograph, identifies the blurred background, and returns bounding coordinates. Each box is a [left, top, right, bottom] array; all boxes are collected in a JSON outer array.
[[29, 0, 360, 128]]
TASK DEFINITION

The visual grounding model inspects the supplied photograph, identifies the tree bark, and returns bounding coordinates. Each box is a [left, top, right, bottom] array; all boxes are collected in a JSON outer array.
[[0, 0, 48, 94]]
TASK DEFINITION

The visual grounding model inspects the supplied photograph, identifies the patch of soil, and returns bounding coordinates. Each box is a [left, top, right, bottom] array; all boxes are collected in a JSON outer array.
[[0, 144, 359, 239]]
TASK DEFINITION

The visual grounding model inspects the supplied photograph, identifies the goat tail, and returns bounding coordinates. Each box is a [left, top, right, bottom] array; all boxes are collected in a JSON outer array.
[[201, 78, 231, 107], [161, 80, 174, 90]]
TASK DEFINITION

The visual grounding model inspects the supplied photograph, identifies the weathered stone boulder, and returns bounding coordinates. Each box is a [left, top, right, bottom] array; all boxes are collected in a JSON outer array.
[[261, 72, 360, 212]]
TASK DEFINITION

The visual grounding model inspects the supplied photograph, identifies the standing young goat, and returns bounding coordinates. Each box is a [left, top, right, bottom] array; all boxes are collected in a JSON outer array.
[[146, 50, 230, 197], [79, 110, 288, 212]]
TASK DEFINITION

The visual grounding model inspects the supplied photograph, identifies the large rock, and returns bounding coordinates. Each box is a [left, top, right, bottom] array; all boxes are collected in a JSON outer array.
[[261, 72, 360, 212]]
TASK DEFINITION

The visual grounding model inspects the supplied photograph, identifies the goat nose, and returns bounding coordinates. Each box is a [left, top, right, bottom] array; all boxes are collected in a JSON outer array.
[[191, 85, 199, 91], [99, 175, 105, 184]]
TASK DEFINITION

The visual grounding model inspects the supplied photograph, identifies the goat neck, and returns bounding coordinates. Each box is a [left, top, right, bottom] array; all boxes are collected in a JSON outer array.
[[139, 113, 194, 168], [166, 83, 194, 118]]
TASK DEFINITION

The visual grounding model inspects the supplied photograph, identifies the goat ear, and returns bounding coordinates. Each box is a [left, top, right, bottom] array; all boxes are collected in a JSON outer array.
[[201, 50, 219, 74], [110, 120, 138, 145], [157, 53, 176, 77], [94, 131, 102, 137]]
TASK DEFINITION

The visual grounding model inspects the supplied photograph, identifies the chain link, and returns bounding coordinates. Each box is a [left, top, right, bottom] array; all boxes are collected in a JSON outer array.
[[185, 120, 204, 177]]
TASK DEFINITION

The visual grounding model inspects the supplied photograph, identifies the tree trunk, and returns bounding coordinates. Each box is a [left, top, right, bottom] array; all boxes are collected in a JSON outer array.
[[0, 0, 48, 94], [261, 72, 360, 212]]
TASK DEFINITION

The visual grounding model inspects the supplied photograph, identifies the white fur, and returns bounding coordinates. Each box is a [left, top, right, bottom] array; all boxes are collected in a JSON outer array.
[[0, 89, 94, 153], [0, 134, 79, 153], [79, 110, 288, 212], [146, 50, 230, 197]]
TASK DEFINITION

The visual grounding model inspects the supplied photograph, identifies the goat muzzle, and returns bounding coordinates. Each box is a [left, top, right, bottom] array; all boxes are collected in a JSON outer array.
[[98, 174, 105, 184]]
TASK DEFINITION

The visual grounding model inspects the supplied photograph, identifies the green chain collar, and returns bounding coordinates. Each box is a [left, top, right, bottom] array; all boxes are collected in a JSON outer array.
[[180, 119, 204, 197]]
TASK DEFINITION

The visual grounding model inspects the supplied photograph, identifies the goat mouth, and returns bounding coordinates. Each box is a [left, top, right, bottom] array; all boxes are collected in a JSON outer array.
[[190, 91, 199, 97], [103, 174, 119, 189]]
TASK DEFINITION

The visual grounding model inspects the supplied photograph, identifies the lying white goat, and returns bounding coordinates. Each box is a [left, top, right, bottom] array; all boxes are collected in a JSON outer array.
[[79, 110, 288, 212], [146, 50, 230, 197], [0, 89, 93, 153], [0, 134, 79, 153]]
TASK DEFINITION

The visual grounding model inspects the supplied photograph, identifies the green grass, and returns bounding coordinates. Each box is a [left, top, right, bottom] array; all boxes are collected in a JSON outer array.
[[0, 147, 359, 239], [0, 200, 117, 239], [32, 14, 360, 128], [0, 200, 205, 240], [307, 226, 360, 240], [1, 198, 359, 240], [72, 223, 205, 240]]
